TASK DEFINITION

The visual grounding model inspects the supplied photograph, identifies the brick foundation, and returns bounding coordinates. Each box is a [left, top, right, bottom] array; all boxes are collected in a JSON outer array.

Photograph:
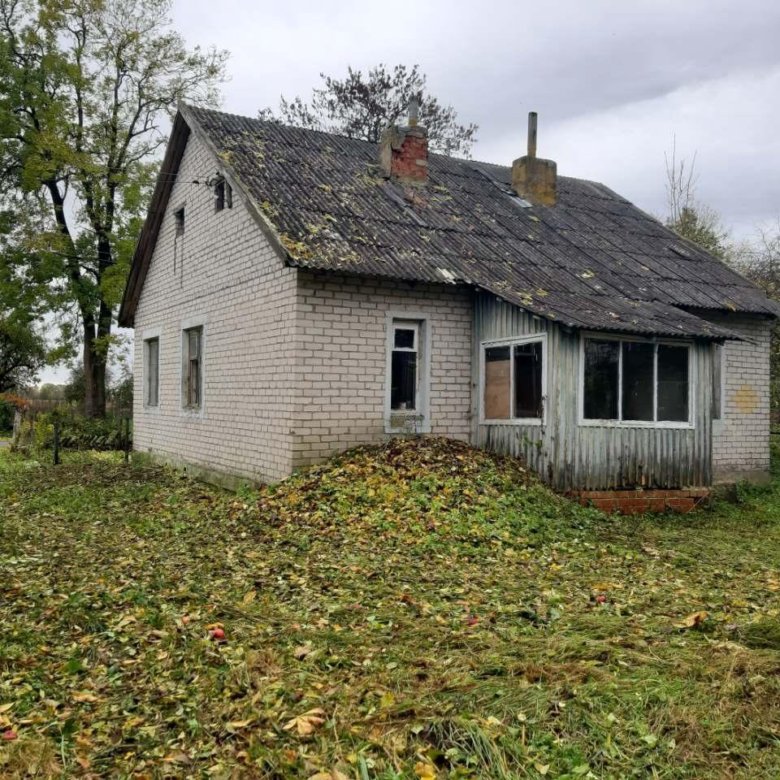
[[573, 488, 710, 515]]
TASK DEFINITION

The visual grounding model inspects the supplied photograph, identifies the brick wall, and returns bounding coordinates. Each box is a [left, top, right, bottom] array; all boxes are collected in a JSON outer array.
[[290, 271, 473, 469], [704, 312, 772, 482], [133, 130, 297, 484]]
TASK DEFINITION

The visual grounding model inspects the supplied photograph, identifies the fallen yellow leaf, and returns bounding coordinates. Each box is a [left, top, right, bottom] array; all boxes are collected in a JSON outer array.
[[414, 761, 437, 779], [283, 708, 326, 736], [72, 691, 99, 703], [675, 611, 709, 629]]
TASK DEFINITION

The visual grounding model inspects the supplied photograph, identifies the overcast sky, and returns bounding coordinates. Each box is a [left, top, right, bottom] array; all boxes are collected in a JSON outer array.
[[174, 0, 780, 237], [39, 0, 780, 383]]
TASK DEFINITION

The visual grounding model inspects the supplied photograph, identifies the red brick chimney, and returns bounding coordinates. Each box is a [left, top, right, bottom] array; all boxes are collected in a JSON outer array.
[[512, 112, 557, 206], [379, 98, 428, 184]]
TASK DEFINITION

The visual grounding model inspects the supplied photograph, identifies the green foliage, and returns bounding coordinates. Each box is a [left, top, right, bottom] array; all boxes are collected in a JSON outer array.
[[0, 0, 228, 415], [260, 63, 478, 157], [0, 398, 14, 431], [1, 437, 780, 777], [667, 205, 730, 260], [15, 410, 130, 451]]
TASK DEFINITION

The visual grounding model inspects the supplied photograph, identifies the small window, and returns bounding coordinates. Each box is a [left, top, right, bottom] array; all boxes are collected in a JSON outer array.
[[482, 337, 544, 422], [174, 207, 185, 236], [583, 337, 691, 425], [390, 322, 418, 411], [182, 326, 203, 409], [215, 179, 232, 211], [144, 337, 159, 407]]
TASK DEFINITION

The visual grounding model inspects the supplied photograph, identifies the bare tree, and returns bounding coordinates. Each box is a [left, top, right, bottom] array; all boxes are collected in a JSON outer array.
[[665, 139, 729, 260]]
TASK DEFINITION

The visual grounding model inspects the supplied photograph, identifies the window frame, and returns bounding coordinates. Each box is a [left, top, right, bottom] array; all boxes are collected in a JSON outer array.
[[214, 178, 233, 211], [174, 205, 185, 236], [144, 336, 160, 409], [479, 333, 547, 426], [384, 312, 431, 434], [180, 317, 206, 416], [578, 332, 695, 429]]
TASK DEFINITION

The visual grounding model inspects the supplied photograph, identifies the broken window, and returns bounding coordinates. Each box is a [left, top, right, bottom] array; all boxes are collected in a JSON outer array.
[[482, 338, 544, 421], [390, 322, 419, 411], [215, 179, 232, 211], [183, 326, 203, 409], [583, 337, 690, 424], [144, 337, 159, 407], [174, 207, 185, 236]]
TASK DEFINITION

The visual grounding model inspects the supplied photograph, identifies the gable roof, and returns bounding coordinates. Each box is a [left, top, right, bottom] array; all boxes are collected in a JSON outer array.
[[119, 105, 779, 338]]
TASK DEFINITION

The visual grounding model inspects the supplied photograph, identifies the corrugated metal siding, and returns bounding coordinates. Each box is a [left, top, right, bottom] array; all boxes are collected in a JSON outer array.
[[473, 292, 713, 489]]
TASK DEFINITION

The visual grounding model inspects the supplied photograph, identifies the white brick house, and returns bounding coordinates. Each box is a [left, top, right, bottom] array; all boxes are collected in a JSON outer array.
[[119, 105, 778, 492]]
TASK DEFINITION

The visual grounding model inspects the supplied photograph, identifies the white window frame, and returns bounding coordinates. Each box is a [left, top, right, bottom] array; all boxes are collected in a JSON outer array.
[[578, 332, 695, 429], [384, 312, 431, 434], [479, 333, 547, 426], [179, 315, 207, 417]]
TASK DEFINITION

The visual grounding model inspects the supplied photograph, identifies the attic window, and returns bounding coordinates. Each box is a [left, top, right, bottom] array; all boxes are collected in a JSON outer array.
[[174, 207, 185, 236], [215, 179, 233, 211]]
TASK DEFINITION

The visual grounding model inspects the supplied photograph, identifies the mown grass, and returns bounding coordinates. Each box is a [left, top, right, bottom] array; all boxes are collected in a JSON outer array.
[[0, 439, 778, 778]]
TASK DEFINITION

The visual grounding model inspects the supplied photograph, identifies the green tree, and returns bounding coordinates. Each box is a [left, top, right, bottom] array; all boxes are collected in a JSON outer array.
[[0, 210, 48, 391], [730, 223, 780, 420], [0, 0, 227, 416], [260, 63, 478, 157], [0, 309, 46, 390]]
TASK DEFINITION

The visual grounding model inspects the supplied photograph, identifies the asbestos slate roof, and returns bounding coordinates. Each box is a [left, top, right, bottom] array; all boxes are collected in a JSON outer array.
[[125, 105, 780, 338]]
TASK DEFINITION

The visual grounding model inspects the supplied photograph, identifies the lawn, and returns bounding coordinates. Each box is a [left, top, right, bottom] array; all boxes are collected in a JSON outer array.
[[0, 440, 778, 779]]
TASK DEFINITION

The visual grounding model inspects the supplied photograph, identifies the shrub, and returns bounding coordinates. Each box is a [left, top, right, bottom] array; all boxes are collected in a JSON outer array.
[[19, 411, 132, 452]]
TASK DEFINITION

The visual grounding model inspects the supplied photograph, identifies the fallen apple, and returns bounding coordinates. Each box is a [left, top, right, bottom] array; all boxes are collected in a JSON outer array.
[[210, 627, 226, 640]]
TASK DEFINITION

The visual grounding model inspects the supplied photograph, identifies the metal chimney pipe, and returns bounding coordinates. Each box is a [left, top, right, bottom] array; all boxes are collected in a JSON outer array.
[[527, 112, 538, 158]]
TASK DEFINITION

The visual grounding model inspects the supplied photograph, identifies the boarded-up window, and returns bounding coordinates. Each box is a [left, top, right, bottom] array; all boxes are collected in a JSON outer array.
[[583, 337, 690, 424], [183, 326, 202, 409], [145, 337, 159, 407], [484, 346, 511, 419], [483, 339, 544, 421], [390, 323, 418, 411]]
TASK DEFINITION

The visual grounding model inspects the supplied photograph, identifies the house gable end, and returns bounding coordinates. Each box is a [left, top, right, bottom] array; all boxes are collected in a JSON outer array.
[[119, 106, 290, 328]]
